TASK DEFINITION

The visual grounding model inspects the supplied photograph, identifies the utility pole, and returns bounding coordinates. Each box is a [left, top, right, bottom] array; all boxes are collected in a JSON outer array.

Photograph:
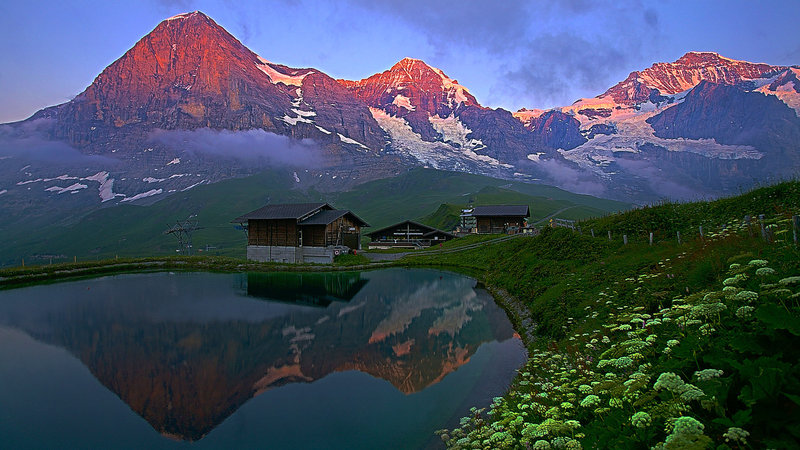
[[164, 215, 204, 255]]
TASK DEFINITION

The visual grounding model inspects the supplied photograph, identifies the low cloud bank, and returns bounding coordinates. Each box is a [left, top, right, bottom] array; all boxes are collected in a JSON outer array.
[[148, 128, 325, 168]]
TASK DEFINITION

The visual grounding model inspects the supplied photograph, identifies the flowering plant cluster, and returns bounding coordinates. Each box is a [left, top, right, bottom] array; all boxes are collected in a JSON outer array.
[[439, 215, 800, 449]]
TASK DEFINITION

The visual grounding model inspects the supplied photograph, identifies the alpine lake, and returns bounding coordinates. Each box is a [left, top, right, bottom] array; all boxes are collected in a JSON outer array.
[[0, 268, 526, 449]]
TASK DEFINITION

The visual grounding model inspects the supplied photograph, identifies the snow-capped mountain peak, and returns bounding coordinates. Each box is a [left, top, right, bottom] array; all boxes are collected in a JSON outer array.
[[601, 51, 785, 106], [339, 57, 480, 117]]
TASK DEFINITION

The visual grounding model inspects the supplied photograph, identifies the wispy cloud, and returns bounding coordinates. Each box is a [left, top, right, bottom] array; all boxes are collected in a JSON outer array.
[[148, 128, 325, 167], [0, 120, 118, 166]]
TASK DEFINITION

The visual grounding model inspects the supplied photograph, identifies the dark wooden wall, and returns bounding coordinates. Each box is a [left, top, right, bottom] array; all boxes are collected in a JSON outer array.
[[302, 225, 327, 247], [476, 216, 525, 234], [248, 219, 298, 246], [320, 216, 361, 246], [248, 215, 362, 248]]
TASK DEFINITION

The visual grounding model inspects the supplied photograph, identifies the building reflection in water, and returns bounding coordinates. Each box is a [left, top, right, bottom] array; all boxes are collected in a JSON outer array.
[[0, 269, 516, 441]]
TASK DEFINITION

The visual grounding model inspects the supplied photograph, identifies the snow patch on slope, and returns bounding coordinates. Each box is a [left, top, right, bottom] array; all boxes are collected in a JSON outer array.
[[181, 180, 205, 191], [280, 114, 314, 125], [256, 56, 312, 87], [82, 171, 116, 202], [370, 108, 511, 169], [560, 113, 762, 179], [392, 94, 415, 111], [337, 133, 370, 150], [527, 153, 545, 162], [121, 189, 162, 202], [431, 68, 471, 106], [45, 183, 88, 194], [756, 69, 800, 116]]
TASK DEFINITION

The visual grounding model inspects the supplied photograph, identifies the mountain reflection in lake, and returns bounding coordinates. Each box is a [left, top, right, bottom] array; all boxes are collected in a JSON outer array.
[[0, 269, 525, 449]]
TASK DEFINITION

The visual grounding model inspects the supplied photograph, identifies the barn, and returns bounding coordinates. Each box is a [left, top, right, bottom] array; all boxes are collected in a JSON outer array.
[[467, 205, 530, 234], [366, 220, 456, 249], [232, 203, 368, 263]]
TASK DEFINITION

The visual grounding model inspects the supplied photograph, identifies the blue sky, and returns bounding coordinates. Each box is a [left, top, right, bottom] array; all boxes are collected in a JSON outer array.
[[1, 0, 798, 123]]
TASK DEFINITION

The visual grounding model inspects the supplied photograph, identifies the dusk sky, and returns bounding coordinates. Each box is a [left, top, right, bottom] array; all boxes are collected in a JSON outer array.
[[1, 0, 799, 123]]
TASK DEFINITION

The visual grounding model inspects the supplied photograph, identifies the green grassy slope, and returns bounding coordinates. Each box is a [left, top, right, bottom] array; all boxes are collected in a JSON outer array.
[[0, 170, 314, 265], [1, 168, 629, 266], [410, 181, 800, 449], [419, 186, 612, 231], [332, 168, 629, 229]]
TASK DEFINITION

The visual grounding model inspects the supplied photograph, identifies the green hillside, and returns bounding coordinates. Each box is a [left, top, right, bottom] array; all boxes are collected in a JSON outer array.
[[419, 186, 611, 231], [409, 180, 800, 449], [0, 168, 629, 267], [331, 168, 628, 229]]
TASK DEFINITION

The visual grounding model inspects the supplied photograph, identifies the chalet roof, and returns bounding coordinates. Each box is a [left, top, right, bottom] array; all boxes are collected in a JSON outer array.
[[423, 229, 457, 239], [367, 220, 452, 239], [299, 209, 370, 227], [232, 203, 331, 222], [470, 205, 530, 217]]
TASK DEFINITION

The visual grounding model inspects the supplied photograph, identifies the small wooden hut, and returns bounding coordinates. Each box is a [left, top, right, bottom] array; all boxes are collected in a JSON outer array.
[[232, 203, 368, 263], [366, 220, 456, 249], [468, 205, 530, 234]]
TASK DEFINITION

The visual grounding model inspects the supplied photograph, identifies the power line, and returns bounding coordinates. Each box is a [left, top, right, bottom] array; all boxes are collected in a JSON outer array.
[[164, 215, 204, 255]]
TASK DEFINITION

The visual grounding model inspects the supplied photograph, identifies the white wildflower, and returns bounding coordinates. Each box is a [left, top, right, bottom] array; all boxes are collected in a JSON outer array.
[[694, 369, 723, 381], [755, 267, 775, 276], [630, 411, 652, 428], [735, 306, 755, 318]]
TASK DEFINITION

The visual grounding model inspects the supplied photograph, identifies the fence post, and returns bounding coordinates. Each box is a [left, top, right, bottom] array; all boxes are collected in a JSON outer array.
[[608, 230, 612, 241], [577, 226, 582, 235], [758, 214, 766, 241], [623, 234, 628, 245], [591, 229, 595, 238], [699, 225, 704, 239], [744, 215, 752, 237], [677, 231, 681, 245], [649, 232, 654, 246], [793, 215, 799, 245]]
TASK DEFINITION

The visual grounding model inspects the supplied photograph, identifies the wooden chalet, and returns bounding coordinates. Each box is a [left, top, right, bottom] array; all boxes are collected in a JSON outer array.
[[366, 220, 456, 249], [468, 205, 530, 234], [232, 203, 369, 263]]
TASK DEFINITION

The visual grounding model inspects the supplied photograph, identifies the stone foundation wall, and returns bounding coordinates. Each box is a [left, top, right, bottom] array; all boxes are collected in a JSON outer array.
[[246, 246, 340, 264]]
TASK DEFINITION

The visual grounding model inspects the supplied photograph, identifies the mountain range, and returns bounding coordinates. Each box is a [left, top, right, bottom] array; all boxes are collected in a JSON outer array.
[[1, 11, 798, 212]]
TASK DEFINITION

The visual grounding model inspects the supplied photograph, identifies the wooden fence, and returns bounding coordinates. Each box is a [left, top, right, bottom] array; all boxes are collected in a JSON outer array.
[[549, 214, 800, 247]]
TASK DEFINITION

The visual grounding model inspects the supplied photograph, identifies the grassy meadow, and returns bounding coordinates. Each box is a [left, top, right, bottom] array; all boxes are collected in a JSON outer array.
[[407, 180, 800, 449]]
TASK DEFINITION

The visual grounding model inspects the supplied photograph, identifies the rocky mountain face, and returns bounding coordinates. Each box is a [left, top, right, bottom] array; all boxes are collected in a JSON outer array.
[[602, 51, 785, 106], [534, 52, 800, 201], [339, 57, 571, 180], [1, 12, 798, 211], [339, 58, 481, 141], [1, 11, 400, 217], [37, 11, 387, 153]]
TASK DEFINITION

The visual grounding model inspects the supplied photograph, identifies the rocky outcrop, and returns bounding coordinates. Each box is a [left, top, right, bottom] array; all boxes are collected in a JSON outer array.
[[525, 110, 586, 150], [647, 81, 800, 149]]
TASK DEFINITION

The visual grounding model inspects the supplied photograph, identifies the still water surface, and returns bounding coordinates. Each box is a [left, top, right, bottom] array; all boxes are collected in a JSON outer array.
[[0, 268, 525, 449]]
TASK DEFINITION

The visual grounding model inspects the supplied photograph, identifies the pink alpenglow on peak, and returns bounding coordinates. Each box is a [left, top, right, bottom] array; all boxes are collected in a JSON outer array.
[[339, 57, 481, 118]]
